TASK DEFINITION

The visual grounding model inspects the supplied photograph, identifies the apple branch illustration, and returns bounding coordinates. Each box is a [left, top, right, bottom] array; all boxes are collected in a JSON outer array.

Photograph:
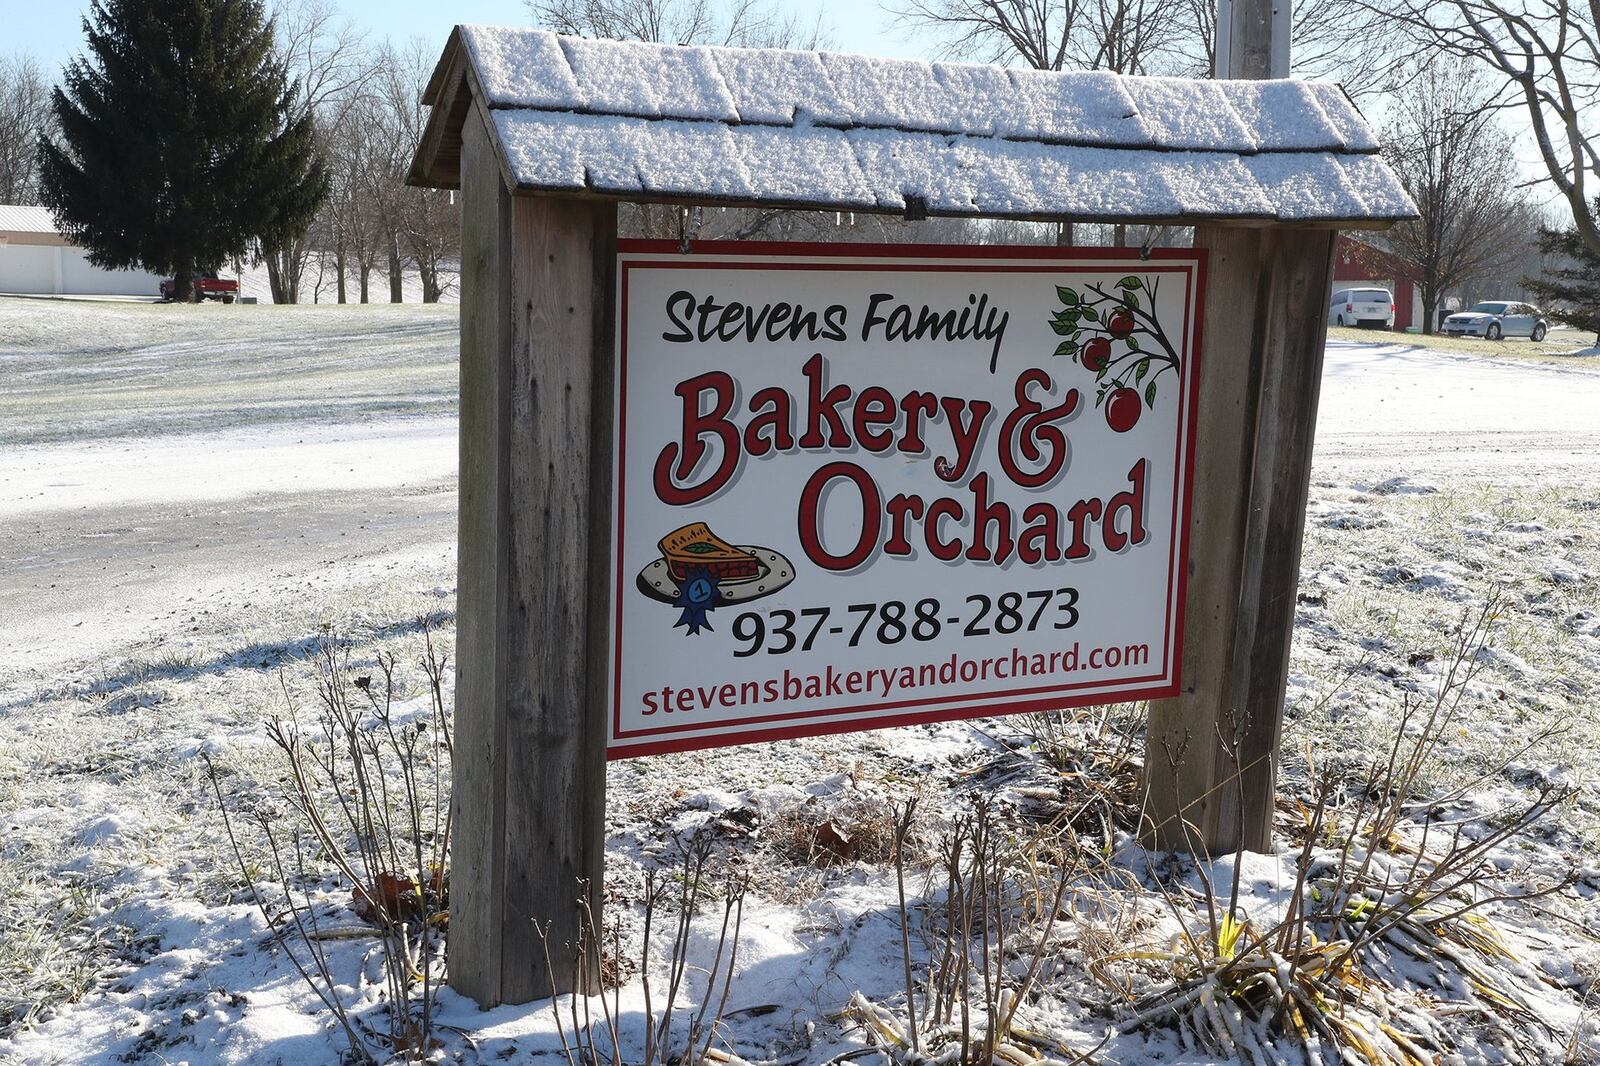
[[1048, 275, 1180, 433]]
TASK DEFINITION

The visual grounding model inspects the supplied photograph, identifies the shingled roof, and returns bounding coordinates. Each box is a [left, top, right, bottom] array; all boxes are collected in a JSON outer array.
[[410, 26, 1416, 227]]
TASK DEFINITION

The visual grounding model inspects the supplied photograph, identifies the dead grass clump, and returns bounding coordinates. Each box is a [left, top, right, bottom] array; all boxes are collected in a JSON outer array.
[[846, 597, 1586, 1065], [841, 798, 1113, 1064], [1015, 702, 1146, 843], [767, 792, 899, 868], [1120, 597, 1581, 1065]]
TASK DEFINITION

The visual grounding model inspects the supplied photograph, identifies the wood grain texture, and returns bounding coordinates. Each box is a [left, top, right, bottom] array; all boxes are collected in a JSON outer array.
[[451, 109, 512, 1005], [498, 192, 616, 1004], [450, 105, 617, 1006], [1214, 227, 1336, 851], [1143, 226, 1336, 855], [1144, 226, 1263, 853]]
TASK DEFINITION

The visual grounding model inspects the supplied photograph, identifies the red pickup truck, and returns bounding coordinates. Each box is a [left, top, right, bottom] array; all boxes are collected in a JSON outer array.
[[159, 273, 239, 303]]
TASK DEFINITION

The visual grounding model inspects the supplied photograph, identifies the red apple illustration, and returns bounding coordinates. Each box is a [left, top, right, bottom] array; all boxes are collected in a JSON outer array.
[[1081, 336, 1112, 372], [1105, 387, 1141, 432], [1107, 308, 1137, 339]]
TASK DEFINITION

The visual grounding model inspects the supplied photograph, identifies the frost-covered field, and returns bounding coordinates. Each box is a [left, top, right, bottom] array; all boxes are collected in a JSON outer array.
[[0, 298, 459, 446], [1, 300, 1598, 1065]]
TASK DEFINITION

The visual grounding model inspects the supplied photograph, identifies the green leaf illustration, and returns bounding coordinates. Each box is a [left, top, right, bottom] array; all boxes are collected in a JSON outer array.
[[1123, 292, 1141, 311], [1127, 336, 1141, 352], [1135, 359, 1150, 383], [1056, 286, 1079, 305], [1145, 381, 1158, 407], [1054, 340, 1078, 357], [1050, 319, 1073, 336], [1117, 276, 1141, 290], [1081, 306, 1099, 322]]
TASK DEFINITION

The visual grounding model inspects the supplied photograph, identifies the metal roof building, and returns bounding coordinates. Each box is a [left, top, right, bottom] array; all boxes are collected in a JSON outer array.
[[0, 204, 162, 297]]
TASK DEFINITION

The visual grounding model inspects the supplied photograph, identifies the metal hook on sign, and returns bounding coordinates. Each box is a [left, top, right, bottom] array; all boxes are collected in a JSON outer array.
[[672, 208, 704, 257], [1140, 225, 1169, 261]]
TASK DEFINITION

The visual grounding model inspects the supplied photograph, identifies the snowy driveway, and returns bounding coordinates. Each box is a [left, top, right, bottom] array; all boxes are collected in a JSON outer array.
[[0, 420, 458, 680], [3, 329, 1599, 683], [1315, 339, 1600, 480]]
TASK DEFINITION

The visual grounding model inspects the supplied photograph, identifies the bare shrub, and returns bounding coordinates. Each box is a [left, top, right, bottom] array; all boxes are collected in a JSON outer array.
[[847, 597, 1585, 1065], [843, 798, 1112, 1063], [543, 832, 753, 1066], [207, 624, 452, 1063]]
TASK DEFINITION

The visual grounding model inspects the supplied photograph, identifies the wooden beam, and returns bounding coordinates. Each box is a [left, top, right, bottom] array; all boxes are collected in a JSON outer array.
[[409, 29, 472, 189], [451, 105, 511, 1005], [1143, 227, 1335, 853], [452, 107, 616, 1006], [1215, 228, 1336, 850], [1143, 227, 1263, 852]]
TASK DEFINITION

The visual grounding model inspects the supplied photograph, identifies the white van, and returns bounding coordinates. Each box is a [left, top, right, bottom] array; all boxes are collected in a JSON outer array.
[[1329, 287, 1395, 329]]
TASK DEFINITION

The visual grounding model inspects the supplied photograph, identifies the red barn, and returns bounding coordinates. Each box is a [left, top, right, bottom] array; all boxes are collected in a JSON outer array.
[[1333, 235, 1423, 331]]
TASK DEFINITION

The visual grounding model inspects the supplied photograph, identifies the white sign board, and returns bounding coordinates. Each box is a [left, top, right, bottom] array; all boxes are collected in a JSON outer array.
[[607, 243, 1205, 758]]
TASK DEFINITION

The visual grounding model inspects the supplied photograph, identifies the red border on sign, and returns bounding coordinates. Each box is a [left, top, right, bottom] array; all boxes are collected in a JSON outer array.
[[607, 241, 1207, 759]]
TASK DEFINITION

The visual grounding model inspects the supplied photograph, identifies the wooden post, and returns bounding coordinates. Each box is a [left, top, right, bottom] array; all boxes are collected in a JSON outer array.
[[1144, 227, 1264, 852], [452, 107, 616, 1006], [1144, 227, 1335, 853]]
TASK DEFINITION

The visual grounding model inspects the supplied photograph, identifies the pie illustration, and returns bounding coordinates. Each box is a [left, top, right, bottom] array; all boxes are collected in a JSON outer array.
[[659, 522, 763, 583], [636, 523, 795, 626]]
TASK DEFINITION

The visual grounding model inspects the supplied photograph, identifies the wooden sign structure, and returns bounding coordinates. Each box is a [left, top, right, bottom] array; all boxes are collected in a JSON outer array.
[[610, 243, 1205, 757], [409, 24, 1415, 1007]]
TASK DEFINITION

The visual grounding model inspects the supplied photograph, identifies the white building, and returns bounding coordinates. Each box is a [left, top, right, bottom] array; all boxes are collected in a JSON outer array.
[[0, 204, 163, 297]]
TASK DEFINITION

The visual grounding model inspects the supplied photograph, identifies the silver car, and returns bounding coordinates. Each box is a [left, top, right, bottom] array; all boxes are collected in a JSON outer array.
[[1441, 301, 1550, 341]]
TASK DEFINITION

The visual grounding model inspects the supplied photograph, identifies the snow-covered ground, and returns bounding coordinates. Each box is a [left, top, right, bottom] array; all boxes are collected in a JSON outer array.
[[1, 301, 1597, 1064]]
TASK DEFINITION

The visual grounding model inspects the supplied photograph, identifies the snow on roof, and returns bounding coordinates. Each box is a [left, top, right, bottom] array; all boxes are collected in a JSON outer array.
[[0, 205, 59, 235], [411, 26, 1415, 225]]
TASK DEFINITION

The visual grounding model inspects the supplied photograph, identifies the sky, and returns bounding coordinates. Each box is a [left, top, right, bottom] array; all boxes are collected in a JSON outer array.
[[3, 0, 926, 76]]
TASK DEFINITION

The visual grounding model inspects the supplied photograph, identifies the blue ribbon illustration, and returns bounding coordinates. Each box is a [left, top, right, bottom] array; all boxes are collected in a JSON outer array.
[[672, 566, 722, 635]]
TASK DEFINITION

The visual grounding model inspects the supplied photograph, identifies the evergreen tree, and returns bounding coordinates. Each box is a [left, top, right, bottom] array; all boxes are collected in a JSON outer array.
[[38, 0, 327, 302], [1523, 204, 1600, 347]]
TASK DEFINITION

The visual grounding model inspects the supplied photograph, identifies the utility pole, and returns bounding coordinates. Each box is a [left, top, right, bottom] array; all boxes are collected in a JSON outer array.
[[1214, 0, 1291, 78]]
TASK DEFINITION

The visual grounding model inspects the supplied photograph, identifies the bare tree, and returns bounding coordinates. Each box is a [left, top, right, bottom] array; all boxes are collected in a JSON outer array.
[[1380, 57, 1530, 331], [1285, 0, 1403, 95], [0, 53, 53, 205], [532, 0, 821, 48], [374, 39, 458, 303], [891, 0, 1087, 69], [529, 0, 838, 242], [1378, 0, 1599, 257], [265, 0, 378, 303], [319, 97, 387, 302], [1074, 0, 1192, 73], [899, 0, 1405, 91]]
